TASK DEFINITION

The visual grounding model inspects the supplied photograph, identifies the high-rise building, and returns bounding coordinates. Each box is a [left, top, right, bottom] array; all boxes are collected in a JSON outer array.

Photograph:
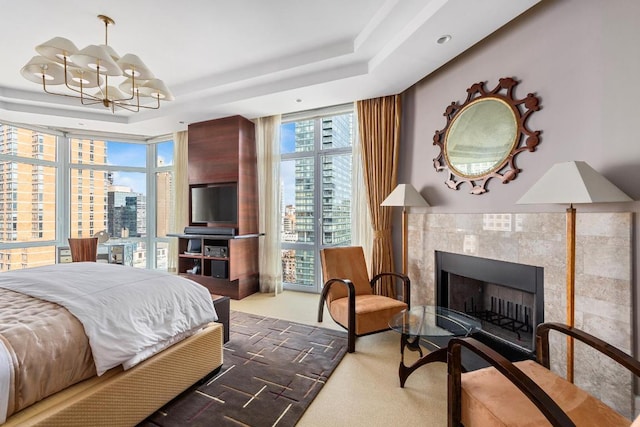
[[289, 114, 352, 286], [0, 126, 57, 270], [156, 170, 173, 238], [108, 186, 139, 238], [70, 138, 109, 239]]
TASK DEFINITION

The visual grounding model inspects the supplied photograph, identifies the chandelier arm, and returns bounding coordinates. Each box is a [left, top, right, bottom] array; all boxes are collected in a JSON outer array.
[[59, 60, 103, 102], [114, 75, 140, 103], [41, 75, 102, 104], [117, 94, 161, 110], [113, 91, 141, 112], [113, 101, 139, 113]]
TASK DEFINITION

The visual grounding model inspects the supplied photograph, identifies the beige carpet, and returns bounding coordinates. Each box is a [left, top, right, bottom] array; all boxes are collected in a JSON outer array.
[[231, 291, 448, 427]]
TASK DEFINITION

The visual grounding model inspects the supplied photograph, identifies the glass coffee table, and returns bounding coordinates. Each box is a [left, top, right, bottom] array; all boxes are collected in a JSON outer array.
[[389, 305, 481, 387]]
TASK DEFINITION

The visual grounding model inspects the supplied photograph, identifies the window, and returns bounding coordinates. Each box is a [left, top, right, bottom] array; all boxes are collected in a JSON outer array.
[[70, 138, 148, 267], [0, 122, 175, 271], [280, 107, 353, 292], [0, 126, 57, 269]]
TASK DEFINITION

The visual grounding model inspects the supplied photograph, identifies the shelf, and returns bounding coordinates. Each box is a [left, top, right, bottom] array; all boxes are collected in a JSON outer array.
[[174, 234, 259, 300]]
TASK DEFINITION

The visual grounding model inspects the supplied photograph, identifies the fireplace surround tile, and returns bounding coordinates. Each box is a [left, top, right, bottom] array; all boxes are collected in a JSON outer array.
[[409, 212, 634, 418]]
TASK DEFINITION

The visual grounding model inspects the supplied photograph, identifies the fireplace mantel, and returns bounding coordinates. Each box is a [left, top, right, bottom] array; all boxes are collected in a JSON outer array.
[[407, 212, 634, 418]]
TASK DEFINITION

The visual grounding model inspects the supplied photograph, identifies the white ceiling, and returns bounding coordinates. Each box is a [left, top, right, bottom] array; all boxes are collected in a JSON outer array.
[[0, 0, 541, 139]]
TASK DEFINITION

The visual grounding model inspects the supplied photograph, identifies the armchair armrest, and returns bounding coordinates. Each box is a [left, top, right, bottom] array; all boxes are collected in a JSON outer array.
[[317, 278, 356, 352], [447, 337, 575, 427], [536, 322, 640, 376], [371, 272, 411, 307]]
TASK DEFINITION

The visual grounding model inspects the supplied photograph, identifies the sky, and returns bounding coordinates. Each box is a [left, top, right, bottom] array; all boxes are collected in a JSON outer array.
[[280, 123, 296, 206], [106, 140, 173, 195]]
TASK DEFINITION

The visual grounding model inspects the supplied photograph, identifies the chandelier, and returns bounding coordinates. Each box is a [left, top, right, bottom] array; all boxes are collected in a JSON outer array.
[[20, 15, 173, 113]]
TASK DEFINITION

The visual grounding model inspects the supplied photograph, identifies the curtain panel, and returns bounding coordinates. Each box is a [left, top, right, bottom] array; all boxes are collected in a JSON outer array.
[[351, 102, 374, 272], [168, 130, 189, 273], [356, 95, 401, 297], [255, 115, 283, 294]]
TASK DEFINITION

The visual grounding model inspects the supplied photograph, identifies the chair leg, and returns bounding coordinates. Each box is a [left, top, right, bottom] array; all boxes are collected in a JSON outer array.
[[348, 328, 355, 353], [318, 297, 325, 322]]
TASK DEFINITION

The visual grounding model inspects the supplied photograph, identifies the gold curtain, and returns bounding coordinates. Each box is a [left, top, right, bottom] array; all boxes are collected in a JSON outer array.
[[356, 95, 401, 297]]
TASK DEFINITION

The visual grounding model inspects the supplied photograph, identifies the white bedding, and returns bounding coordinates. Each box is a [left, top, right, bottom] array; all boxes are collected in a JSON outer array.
[[0, 262, 217, 376]]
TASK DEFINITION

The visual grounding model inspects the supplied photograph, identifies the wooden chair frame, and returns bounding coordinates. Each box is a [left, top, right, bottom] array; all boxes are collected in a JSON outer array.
[[447, 322, 640, 427], [318, 272, 410, 353], [68, 237, 99, 262]]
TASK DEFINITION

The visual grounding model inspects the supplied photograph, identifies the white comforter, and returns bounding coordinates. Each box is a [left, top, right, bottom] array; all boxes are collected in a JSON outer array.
[[0, 262, 217, 376]]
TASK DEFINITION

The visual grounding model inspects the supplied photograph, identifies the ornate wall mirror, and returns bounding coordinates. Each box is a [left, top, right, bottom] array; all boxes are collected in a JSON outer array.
[[433, 77, 541, 194]]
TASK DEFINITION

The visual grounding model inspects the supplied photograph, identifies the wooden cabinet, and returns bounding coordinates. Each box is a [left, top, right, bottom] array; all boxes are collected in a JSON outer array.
[[174, 115, 260, 299], [174, 234, 260, 300], [188, 115, 258, 235]]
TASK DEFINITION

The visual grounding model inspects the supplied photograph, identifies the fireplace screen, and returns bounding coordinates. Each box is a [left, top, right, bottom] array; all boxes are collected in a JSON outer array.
[[435, 251, 543, 353]]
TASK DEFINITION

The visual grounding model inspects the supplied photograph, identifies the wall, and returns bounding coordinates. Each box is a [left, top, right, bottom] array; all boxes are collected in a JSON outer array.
[[399, 0, 640, 414]]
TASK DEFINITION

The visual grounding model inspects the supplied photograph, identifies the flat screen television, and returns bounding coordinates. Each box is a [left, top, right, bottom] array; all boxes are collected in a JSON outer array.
[[191, 183, 238, 224]]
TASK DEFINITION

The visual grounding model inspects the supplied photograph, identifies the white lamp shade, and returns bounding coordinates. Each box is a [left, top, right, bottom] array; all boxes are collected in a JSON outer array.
[[381, 184, 430, 207], [35, 37, 79, 63], [71, 45, 123, 76], [139, 79, 175, 101], [68, 68, 103, 89], [118, 77, 150, 96], [101, 44, 121, 62], [117, 54, 155, 80], [20, 56, 67, 85], [517, 161, 632, 205]]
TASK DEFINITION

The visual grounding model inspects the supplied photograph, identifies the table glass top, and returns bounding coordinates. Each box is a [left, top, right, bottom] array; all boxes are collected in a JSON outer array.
[[389, 305, 481, 337]]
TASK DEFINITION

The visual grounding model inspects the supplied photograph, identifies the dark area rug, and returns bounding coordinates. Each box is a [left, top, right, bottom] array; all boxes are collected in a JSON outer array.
[[140, 311, 348, 427]]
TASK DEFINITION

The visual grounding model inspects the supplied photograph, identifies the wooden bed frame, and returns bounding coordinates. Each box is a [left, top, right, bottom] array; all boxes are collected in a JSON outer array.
[[3, 322, 223, 427]]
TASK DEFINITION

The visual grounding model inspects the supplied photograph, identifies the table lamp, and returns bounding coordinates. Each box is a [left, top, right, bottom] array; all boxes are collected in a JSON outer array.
[[381, 184, 429, 275], [516, 161, 632, 383]]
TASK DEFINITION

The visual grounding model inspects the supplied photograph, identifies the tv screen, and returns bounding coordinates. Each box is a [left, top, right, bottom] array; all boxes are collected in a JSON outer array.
[[191, 184, 238, 224]]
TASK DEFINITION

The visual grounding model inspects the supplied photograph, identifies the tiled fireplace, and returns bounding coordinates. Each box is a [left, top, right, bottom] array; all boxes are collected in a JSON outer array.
[[435, 251, 543, 354], [407, 212, 634, 418]]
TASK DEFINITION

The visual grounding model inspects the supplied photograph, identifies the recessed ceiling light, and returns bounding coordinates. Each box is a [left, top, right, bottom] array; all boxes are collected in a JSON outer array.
[[296, 99, 302, 103], [437, 34, 452, 44]]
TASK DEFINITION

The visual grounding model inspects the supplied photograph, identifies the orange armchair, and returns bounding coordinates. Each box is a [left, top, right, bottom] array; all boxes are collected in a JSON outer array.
[[318, 246, 410, 353], [447, 322, 640, 426]]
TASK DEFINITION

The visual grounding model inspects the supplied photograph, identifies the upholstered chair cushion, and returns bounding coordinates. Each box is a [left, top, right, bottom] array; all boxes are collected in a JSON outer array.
[[461, 359, 631, 427], [320, 246, 374, 304], [328, 294, 407, 335]]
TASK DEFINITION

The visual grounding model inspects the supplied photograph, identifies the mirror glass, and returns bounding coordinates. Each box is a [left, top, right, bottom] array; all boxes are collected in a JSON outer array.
[[444, 98, 517, 178]]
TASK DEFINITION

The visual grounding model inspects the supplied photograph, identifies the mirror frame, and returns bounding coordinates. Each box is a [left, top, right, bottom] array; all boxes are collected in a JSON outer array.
[[433, 77, 541, 195]]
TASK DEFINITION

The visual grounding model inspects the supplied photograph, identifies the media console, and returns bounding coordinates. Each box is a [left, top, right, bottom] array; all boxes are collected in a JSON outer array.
[[170, 232, 262, 300], [175, 115, 260, 300]]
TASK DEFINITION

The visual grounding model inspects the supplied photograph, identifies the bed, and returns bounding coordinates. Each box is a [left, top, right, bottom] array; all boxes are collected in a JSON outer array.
[[0, 262, 224, 427]]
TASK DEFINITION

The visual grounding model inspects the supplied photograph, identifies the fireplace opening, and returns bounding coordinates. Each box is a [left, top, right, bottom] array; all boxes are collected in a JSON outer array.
[[435, 251, 543, 359]]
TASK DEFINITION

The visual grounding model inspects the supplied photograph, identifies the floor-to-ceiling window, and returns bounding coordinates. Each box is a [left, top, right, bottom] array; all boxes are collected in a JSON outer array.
[[0, 121, 174, 271], [280, 106, 353, 293], [0, 124, 58, 270]]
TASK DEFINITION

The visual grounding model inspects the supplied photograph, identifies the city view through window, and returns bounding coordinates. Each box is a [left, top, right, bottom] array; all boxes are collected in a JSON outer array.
[[0, 124, 174, 271], [0, 108, 351, 287], [280, 110, 353, 292]]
